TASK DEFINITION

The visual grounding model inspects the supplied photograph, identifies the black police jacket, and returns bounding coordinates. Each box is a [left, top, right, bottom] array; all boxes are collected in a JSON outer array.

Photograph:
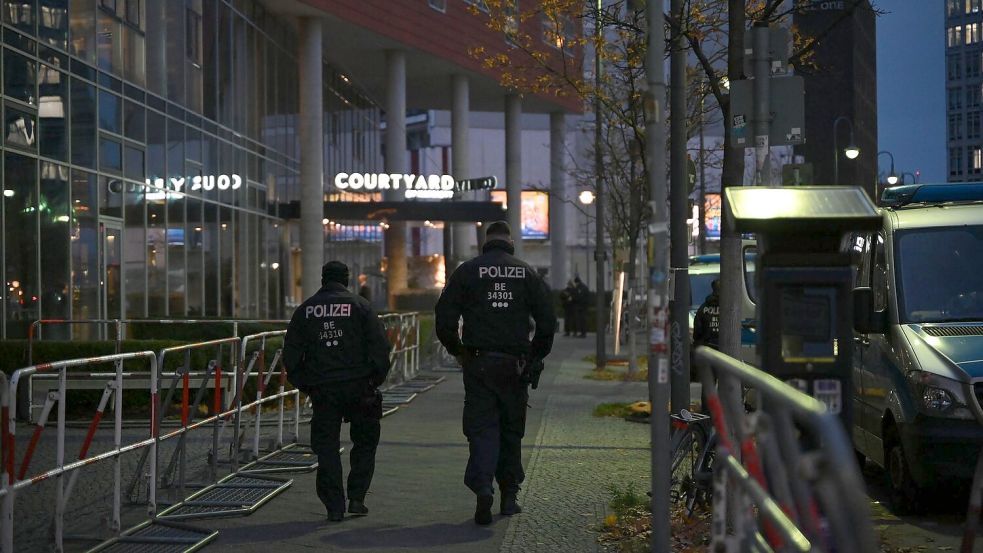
[[435, 239, 557, 360], [693, 293, 720, 348], [283, 282, 392, 390]]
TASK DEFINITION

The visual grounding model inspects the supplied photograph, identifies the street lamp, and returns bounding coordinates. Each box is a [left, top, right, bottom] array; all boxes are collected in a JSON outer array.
[[878, 150, 898, 185], [579, 190, 595, 287], [833, 115, 859, 185]]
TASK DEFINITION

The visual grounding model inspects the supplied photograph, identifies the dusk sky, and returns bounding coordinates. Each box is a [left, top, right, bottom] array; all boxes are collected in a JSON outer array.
[[876, 2, 945, 182]]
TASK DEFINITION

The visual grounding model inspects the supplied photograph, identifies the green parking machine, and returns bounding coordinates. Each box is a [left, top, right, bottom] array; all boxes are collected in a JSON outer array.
[[725, 186, 881, 424]]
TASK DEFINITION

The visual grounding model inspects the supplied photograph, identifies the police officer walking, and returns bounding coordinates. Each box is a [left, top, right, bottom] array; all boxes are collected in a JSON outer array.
[[435, 221, 556, 525], [693, 278, 721, 350], [284, 261, 392, 522]]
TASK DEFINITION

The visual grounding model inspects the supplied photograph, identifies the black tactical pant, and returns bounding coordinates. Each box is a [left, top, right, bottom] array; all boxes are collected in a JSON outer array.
[[308, 378, 382, 514], [462, 354, 528, 497]]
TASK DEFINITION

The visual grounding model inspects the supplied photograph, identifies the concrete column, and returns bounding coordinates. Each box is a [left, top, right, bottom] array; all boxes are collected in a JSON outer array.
[[549, 112, 567, 290], [504, 93, 523, 256], [384, 50, 408, 308], [298, 18, 324, 299], [451, 75, 472, 266]]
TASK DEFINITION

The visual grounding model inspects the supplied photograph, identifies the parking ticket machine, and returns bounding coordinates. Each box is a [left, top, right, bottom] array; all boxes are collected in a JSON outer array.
[[725, 187, 881, 424]]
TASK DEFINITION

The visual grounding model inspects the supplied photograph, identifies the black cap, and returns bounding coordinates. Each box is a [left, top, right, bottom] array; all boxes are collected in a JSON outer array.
[[485, 220, 512, 239], [322, 260, 350, 286]]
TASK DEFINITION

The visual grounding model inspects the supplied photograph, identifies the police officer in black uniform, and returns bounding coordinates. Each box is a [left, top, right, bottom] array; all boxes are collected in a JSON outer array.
[[435, 221, 556, 525], [284, 261, 392, 521], [693, 278, 721, 350]]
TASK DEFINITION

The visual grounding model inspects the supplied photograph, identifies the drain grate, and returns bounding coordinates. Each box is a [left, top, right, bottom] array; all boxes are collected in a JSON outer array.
[[238, 443, 319, 475], [87, 519, 217, 553], [156, 473, 292, 521]]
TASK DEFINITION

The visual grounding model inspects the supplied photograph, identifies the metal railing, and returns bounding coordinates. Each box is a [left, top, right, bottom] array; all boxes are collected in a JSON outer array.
[[694, 346, 876, 553], [380, 312, 421, 387], [1, 351, 160, 553]]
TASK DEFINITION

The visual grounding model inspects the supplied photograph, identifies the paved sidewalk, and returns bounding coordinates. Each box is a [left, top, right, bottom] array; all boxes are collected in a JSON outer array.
[[202, 335, 651, 552]]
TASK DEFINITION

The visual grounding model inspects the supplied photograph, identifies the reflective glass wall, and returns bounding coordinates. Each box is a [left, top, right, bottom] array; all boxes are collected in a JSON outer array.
[[0, 0, 317, 337]]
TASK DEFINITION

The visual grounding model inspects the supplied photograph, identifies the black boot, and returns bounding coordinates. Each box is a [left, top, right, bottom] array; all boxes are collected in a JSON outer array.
[[500, 492, 522, 516], [327, 511, 344, 522], [474, 494, 494, 525], [348, 499, 369, 516]]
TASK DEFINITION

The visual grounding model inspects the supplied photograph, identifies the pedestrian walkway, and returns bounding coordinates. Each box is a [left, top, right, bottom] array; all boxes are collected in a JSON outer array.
[[202, 335, 651, 552]]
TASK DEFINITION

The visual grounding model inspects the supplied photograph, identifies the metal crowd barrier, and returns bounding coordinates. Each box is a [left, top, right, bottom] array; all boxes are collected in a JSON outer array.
[[1, 351, 160, 553], [380, 313, 421, 388], [694, 346, 876, 553]]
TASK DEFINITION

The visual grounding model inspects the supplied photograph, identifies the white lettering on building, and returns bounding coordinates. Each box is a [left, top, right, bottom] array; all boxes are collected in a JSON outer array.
[[334, 173, 458, 199]]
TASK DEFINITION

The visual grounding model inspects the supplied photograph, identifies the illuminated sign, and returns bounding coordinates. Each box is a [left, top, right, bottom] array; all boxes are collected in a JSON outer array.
[[333, 173, 497, 200], [490, 190, 550, 240], [127, 174, 244, 200], [705, 193, 721, 240]]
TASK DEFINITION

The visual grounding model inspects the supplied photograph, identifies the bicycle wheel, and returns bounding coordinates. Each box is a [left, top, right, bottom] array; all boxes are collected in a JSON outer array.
[[686, 431, 716, 515], [669, 424, 708, 508]]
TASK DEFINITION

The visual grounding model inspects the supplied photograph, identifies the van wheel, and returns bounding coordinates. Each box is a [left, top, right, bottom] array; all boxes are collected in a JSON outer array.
[[885, 433, 921, 515]]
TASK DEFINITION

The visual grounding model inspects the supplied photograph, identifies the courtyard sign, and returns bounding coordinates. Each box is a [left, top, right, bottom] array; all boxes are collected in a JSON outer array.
[[333, 173, 497, 200]]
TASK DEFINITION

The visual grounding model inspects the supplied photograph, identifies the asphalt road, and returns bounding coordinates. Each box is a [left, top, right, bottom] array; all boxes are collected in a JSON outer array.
[[863, 461, 974, 552]]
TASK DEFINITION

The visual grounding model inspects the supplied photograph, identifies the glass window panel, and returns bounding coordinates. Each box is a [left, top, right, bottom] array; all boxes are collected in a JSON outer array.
[[98, 88, 121, 132], [122, 25, 144, 87], [146, 108, 164, 177], [144, 0, 164, 96], [70, 77, 97, 167], [39, 0, 68, 50], [4, 0, 36, 35], [217, 1, 231, 126], [99, 136, 121, 173], [124, 0, 140, 27], [38, 65, 68, 159], [219, 205, 232, 315], [124, 144, 143, 180], [186, 197, 203, 315], [123, 99, 144, 141], [167, 117, 183, 177], [123, 177, 145, 316], [166, 193, 184, 315], [70, 169, 98, 335], [203, 200, 218, 315], [146, 192, 165, 315], [4, 152, 38, 337], [68, 0, 95, 61], [5, 104, 37, 150], [201, 0, 216, 120], [4, 48, 37, 104], [185, 127, 201, 165], [96, 9, 121, 75], [39, 161, 70, 326], [164, 0, 184, 103]]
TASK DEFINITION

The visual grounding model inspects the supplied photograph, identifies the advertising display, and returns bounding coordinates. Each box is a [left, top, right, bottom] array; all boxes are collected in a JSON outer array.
[[705, 193, 721, 240], [490, 190, 550, 240]]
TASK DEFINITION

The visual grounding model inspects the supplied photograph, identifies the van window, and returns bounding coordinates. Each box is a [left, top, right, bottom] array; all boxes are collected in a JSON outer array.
[[850, 233, 871, 287], [743, 246, 757, 304]]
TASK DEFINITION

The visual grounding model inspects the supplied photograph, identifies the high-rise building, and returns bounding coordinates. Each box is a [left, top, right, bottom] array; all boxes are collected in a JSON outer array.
[[793, 1, 878, 197], [945, 0, 983, 181]]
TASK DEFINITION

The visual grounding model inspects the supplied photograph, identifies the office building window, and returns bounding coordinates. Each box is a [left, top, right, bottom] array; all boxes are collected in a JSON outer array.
[[969, 23, 982, 45], [969, 84, 983, 107], [969, 112, 981, 139], [950, 113, 964, 140], [969, 0, 983, 13], [973, 147, 983, 173], [503, 0, 518, 45], [950, 54, 964, 80], [950, 87, 964, 111], [951, 0, 963, 16], [951, 147, 965, 176], [950, 25, 964, 48], [969, 51, 982, 77]]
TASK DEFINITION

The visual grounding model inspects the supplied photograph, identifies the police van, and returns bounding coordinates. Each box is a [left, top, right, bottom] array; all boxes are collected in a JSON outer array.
[[850, 183, 983, 512], [688, 241, 759, 366]]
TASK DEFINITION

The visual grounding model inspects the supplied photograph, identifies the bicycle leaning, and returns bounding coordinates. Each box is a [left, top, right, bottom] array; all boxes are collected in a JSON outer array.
[[668, 408, 716, 517]]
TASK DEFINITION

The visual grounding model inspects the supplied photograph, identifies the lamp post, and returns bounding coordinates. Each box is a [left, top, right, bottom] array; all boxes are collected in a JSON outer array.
[[579, 190, 595, 287], [901, 171, 918, 184], [878, 150, 898, 186], [833, 115, 859, 185]]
